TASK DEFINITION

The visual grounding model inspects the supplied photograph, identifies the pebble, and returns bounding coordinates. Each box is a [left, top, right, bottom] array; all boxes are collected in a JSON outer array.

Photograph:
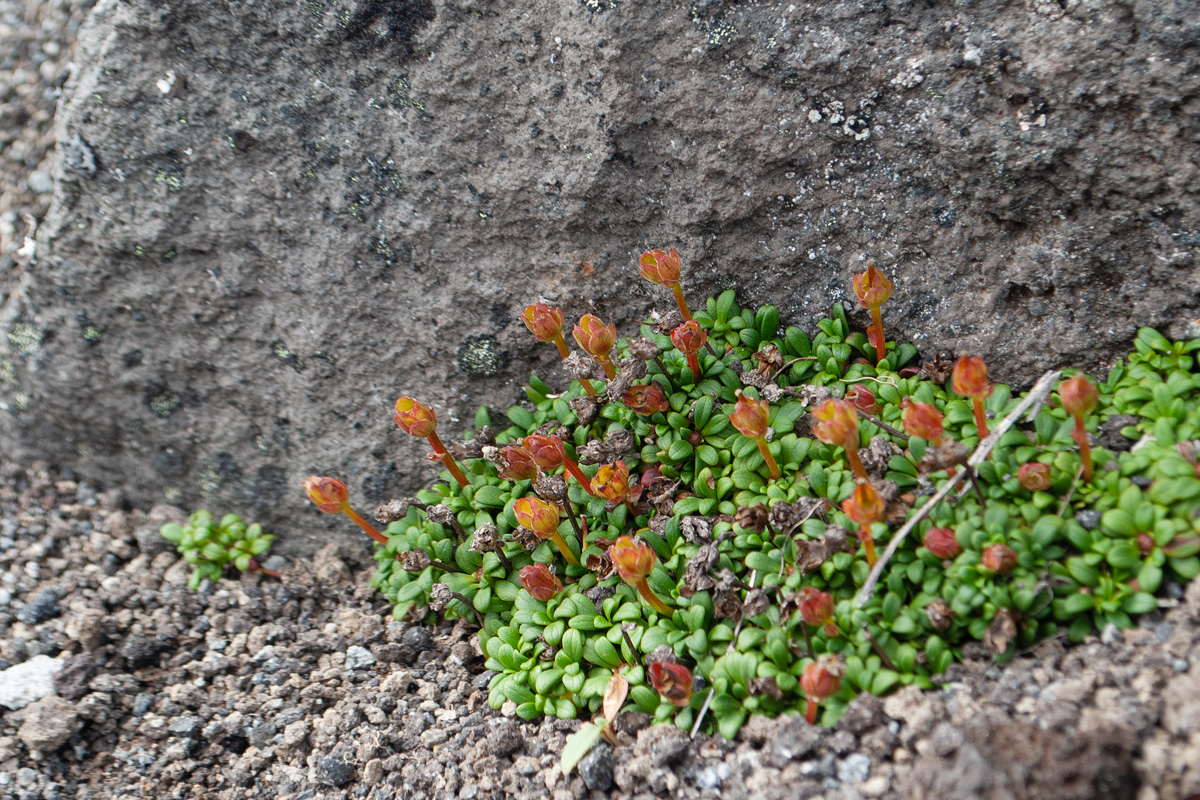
[[1075, 510, 1101, 530], [579, 743, 614, 791], [345, 645, 376, 670], [167, 716, 202, 737], [316, 756, 355, 786], [132, 693, 154, 716], [0, 655, 63, 710], [696, 762, 730, 789], [16, 588, 58, 624], [837, 753, 872, 783]]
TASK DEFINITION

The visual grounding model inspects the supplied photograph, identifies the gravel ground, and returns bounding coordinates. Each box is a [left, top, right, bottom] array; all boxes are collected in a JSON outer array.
[[0, 0, 93, 273], [0, 460, 1196, 800]]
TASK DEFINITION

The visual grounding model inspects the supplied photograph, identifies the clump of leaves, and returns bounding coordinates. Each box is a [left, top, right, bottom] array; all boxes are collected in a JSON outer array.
[[160, 510, 276, 590], [314, 258, 1200, 741]]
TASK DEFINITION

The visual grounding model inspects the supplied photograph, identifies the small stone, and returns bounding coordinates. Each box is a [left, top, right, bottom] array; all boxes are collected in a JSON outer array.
[[397, 626, 433, 664], [837, 753, 871, 783], [51, 654, 98, 702], [132, 693, 154, 716], [696, 762, 730, 789], [18, 696, 81, 754], [17, 589, 60, 625], [487, 719, 523, 757], [578, 742, 614, 791], [344, 645, 376, 670], [363, 758, 384, 785], [27, 171, 55, 195], [0, 655, 64, 710], [648, 728, 689, 767], [317, 756, 355, 786], [1075, 510, 1101, 530]]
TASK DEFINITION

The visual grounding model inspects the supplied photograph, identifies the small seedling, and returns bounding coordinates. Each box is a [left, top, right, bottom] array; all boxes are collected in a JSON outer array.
[[160, 510, 276, 590]]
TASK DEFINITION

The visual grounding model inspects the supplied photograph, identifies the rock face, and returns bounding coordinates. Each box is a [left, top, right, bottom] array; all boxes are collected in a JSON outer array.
[[2, 0, 1198, 549]]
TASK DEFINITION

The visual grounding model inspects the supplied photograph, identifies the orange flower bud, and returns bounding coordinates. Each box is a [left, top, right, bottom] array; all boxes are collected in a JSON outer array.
[[669, 320, 707, 355], [622, 383, 669, 415], [608, 535, 657, 583], [981, 543, 1018, 575], [842, 481, 885, 526], [518, 563, 563, 601], [521, 303, 565, 342], [592, 460, 632, 503], [922, 526, 962, 560], [801, 655, 844, 703], [798, 587, 837, 634], [394, 397, 438, 438], [852, 260, 893, 310], [901, 399, 945, 443], [512, 496, 561, 538], [1060, 375, 1098, 418], [498, 445, 539, 481], [639, 248, 682, 286], [812, 399, 860, 451], [302, 476, 349, 513], [1016, 463, 1051, 492], [844, 385, 877, 415], [573, 314, 616, 358], [730, 391, 770, 439], [523, 434, 565, 470], [648, 661, 694, 707], [951, 356, 993, 401]]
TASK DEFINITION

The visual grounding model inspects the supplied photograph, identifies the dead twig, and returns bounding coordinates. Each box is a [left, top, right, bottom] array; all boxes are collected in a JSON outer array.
[[1056, 463, 1085, 517], [855, 370, 1062, 607]]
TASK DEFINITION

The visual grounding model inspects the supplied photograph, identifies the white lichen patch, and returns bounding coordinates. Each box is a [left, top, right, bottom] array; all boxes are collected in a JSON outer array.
[[891, 60, 925, 90], [6, 324, 42, 355]]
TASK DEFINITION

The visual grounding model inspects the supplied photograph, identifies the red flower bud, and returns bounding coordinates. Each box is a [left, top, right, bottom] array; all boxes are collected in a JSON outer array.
[[573, 314, 616, 359], [1137, 532, 1156, 555], [1060, 375, 1098, 418], [521, 303, 565, 342], [951, 356, 993, 401], [648, 661, 694, 707], [592, 460, 632, 503], [798, 587, 837, 635], [622, 383, 669, 415], [730, 391, 770, 439], [669, 320, 707, 355], [922, 526, 962, 560], [608, 535, 657, 582], [841, 481, 885, 526], [523, 434, 566, 470], [844, 385, 877, 415], [639, 248, 682, 287], [512, 496, 561, 538], [981, 543, 1018, 575], [801, 655, 844, 703], [518, 563, 563, 601], [302, 476, 349, 514], [852, 261, 893, 310], [498, 445, 539, 481], [901, 399, 945, 443], [394, 397, 438, 438], [812, 399, 860, 451], [1016, 463, 1051, 492]]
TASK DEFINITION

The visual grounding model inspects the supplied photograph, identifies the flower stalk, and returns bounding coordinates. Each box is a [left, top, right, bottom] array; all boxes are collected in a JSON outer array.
[[639, 248, 693, 322], [730, 391, 780, 480], [609, 536, 672, 615], [394, 397, 469, 488], [951, 356, 993, 439], [525, 434, 600, 497], [302, 476, 388, 544], [574, 314, 618, 379], [812, 399, 867, 480], [1060, 374, 1099, 482], [522, 303, 597, 396], [513, 496, 580, 566], [852, 260, 893, 365]]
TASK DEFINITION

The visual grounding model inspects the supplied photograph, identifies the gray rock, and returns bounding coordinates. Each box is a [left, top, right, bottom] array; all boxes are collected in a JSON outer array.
[[8, 0, 1199, 551], [836, 753, 871, 784], [51, 654, 98, 702], [167, 716, 202, 737], [17, 589, 60, 625], [578, 742, 614, 792], [344, 645, 376, 670], [132, 693, 154, 716], [17, 696, 81, 754], [1075, 510, 1102, 530], [316, 756, 355, 787], [27, 171, 55, 195], [0, 655, 65, 710], [486, 719, 522, 757]]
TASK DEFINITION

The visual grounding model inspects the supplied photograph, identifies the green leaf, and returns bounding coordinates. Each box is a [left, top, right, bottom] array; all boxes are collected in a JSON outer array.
[[473, 485, 507, 508], [507, 406, 536, 431], [561, 723, 605, 776], [756, 305, 781, 340], [1121, 592, 1157, 615]]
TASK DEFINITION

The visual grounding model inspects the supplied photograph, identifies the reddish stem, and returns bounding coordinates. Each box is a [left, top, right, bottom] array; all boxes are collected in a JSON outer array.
[[427, 430, 470, 488], [806, 698, 819, 725], [563, 457, 601, 497], [635, 578, 672, 615], [971, 398, 990, 439], [686, 353, 700, 384], [845, 448, 868, 481], [671, 283, 693, 322], [869, 307, 886, 366], [1072, 415, 1093, 482], [597, 354, 617, 379], [343, 506, 388, 544], [755, 437, 781, 481], [861, 530, 877, 567]]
